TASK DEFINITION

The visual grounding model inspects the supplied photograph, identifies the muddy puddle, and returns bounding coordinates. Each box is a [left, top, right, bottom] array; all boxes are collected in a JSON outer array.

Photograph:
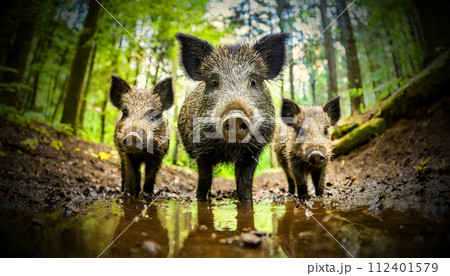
[[0, 198, 449, 257]]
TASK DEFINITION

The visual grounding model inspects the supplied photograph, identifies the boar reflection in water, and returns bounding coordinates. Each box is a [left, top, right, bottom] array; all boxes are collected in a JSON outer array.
[[179, 202, 272, 257]]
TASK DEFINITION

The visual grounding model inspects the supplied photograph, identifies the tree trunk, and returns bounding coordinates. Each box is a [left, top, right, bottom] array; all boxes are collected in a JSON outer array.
[[319, 0, 338, 100], [276, 0, 286, 32], [78, 43, 97, 129], [310, 76, 316, 105], [0, 1, 21, 67], [60, 0, 101, 132], [25, 7, 60, 111], [47, 47, 69, 120], [412, 0, 450, 68], [51, 76, 69, 121], [336, 0, 364, 114], [289, 53, 295, 100], [385, 28, 403, 79], [280, 78, 284, 98], [99, 92, 108, 143], [404, 8, 422, 52], [0, 1, 42, 106]]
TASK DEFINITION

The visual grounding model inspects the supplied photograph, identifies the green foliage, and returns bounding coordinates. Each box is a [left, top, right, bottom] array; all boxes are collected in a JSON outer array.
[[1, 0, 427, 180], [20, 138, 39, 150], [50, 140, 63, 150], [415, 156, 431, 174]]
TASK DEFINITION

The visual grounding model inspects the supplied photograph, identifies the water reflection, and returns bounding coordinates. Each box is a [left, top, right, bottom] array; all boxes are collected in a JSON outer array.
[[108, 202, 169, 257], [177, 201, 282, 257], [0, 198, 448, 257], [277, 201, 449, 257], [0, 201, 122, 257]]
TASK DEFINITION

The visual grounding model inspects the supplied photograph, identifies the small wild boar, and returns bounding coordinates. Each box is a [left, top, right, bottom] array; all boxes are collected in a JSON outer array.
[[109, 75, 174, 196], [274, 97, 340, 198], [176, 33, 289, 201]]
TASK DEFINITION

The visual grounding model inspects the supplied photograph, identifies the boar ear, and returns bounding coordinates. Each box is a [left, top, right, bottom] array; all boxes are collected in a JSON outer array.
[[175, 33, 213, 81], [110, 74, 131, 109], [323, 97, 341, 125], [253, 33, 289, 80], [153, 77, 174, 110], [281, 98, 301, 127]]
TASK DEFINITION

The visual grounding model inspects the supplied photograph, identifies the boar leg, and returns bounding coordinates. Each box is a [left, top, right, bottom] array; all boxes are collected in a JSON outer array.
[[311, 168, 325, 196], [235, 156, 258, 201], [121, 155, 141, 196], [278, 156, 295, 194], [286, 173, 296, 195], [292, 168, 308, 198], [197, 158, 213, 201], [143, 159, 161, 195]]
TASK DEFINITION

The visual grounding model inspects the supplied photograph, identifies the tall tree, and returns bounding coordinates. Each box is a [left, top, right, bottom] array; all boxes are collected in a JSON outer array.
[[319, 0, 337, 100], [0, 0, 42, 106], [78, 43, 97, 129], [412, 0, 450, 68], [336, 0, 364, 114], [60, 0, 101, 131]]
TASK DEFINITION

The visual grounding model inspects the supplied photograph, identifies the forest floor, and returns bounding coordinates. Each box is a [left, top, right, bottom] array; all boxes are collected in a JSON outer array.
[[1, 94, 449, 219]]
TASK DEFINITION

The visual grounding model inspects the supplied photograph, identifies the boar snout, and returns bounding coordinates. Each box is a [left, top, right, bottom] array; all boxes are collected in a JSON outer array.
[[221, 111, 251, 142], [122, 131, 144, 150], [307, 150, 327, 167]]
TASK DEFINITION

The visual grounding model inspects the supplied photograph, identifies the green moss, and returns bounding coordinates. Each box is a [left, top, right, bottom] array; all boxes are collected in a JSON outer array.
[[333, 118, 385, 156], [330, 122, 359, 140]]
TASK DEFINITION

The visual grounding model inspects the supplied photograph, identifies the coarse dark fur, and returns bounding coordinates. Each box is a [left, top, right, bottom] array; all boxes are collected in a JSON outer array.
[[274, 97, 340, 198], [176, 33, 289, 201], [110, 75, 173, 196]]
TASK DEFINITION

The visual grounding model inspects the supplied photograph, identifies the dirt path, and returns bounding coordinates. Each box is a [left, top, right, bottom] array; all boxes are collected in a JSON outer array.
[[1, 95, 449, 218]]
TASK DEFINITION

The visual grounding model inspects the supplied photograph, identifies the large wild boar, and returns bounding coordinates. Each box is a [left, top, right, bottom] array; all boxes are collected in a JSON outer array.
[[274, 97, 340, 198], [176, 33, 289, 201], [110, 75, 173, 196]]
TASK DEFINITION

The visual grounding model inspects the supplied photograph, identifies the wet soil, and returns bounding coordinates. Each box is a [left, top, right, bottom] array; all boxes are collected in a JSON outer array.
[[0, 95, 450, 257]]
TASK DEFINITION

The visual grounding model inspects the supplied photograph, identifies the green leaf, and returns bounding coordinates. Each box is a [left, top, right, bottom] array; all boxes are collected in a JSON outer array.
[[50, 140, 63, 150]]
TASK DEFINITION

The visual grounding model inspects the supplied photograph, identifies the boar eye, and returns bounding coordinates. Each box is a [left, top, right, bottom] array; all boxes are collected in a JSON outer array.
[[211, 80, 219, 87], [324, 127, 329, 136], [122, 108, 129, 118], [250, 80, 257, 87]]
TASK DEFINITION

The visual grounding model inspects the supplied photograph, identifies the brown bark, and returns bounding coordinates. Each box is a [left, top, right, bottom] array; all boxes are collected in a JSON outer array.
[[319, 0, 337, 100], [60, 0, 101, 131], [336, 0, 364, 114]]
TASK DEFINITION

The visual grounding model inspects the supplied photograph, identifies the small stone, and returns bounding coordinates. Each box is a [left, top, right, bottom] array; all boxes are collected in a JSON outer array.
[[211, 233, 217, 239], [252, 230, 266, 237], [82, 187, 90, 197], [141, 240, 161, 253], [65, 207, 75, 217], [241, 233, 262, 248], [198, 224, 208, 231], [31, 218, 43, 227]]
